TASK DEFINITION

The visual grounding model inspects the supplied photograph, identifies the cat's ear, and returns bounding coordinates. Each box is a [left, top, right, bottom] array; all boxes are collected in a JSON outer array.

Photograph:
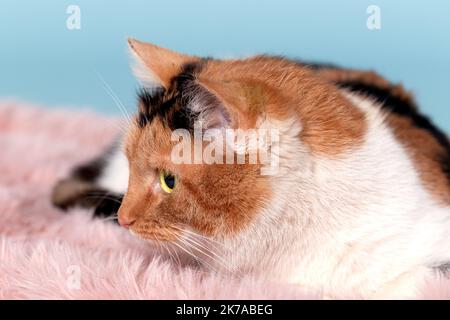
[[128, 38, 197, 89], [195, 77, 265, 129]]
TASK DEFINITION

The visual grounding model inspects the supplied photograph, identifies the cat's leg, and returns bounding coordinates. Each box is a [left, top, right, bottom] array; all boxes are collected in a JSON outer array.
[[52, 139, 129, 219]]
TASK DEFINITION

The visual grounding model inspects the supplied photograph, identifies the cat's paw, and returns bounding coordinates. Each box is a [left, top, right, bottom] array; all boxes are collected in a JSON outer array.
[[51, 178, 95, 210], [51, 178, 123, 218]]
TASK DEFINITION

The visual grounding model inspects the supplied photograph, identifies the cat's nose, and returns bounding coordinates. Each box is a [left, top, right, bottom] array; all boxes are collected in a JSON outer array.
[[118, 215, 136, 229]]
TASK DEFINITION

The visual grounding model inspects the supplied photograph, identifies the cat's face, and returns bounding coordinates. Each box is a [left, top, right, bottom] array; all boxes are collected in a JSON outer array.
[[120, 113, 271, 241], [118, 40, 273, 241]]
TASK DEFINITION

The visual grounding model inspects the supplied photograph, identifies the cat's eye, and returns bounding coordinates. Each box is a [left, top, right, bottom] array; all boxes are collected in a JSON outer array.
[[159, 170, 176, 193]]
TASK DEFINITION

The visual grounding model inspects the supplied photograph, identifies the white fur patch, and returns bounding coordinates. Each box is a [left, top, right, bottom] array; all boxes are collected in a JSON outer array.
[[129, 48, 162, 91], [96, 144, 129, 194]]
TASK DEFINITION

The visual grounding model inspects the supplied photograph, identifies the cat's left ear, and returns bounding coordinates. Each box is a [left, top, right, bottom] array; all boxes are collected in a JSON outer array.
[[128, 38, 198, 89]]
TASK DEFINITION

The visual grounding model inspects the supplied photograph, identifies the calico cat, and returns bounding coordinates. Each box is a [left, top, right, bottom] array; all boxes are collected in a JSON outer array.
[[52, 38, 450, 298]]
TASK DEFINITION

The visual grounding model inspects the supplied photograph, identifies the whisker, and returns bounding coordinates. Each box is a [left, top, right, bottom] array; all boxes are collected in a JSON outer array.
[[99, 215, 119, 222], [97, 75, 132, 123], [178, 239, 231, 275], [180, 235, 237, 275], [100, 117, 129, 135], [169, 226, 235, 272], [169, 238, 218, 273], [167, 229, 237, 276], [182, 233, 224, 261], [159, 238, 180, 268], [94, 69, 133, 126], [83, 191, 123, 198], [81, 194, 123, 205], [165, 241, 182, 268], [171, 225, 226, 251], [154, 234, 169, 261]]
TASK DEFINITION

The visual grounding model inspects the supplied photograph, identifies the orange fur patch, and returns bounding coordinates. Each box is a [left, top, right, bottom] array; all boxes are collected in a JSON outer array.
[[120, 117, 271, 239], [199, 57, 367, 155], [315, 68, 417, 108]]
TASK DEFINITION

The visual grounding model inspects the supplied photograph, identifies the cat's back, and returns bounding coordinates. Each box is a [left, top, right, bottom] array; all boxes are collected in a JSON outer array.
[[308, 63, 450, 205]]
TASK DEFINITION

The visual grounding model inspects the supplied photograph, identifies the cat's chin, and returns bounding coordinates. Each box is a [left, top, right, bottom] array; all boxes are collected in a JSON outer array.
[[128, 228, 175, 243], [129, 228, 154, 241]]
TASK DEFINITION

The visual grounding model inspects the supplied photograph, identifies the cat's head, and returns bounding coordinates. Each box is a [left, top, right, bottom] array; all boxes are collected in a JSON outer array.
[[118, 39, 364, 242]]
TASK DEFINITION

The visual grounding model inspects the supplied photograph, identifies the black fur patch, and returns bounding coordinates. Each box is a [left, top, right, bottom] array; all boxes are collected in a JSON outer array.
[[294, 60, 450, 188], [92, 191, 123, 219], [339, 80, 450, 153], [338, 80, 450, 190], [439, 154, 450, 183], [136, 60, 210, 131], [52, 141, 124, 220], [72, 157, 105, 182], [301, 61, 341, 71], [71, 141, 122, 182], [294, 60, 450, 153], [136, 87, 166, 128], [435, 262, 450, 278]]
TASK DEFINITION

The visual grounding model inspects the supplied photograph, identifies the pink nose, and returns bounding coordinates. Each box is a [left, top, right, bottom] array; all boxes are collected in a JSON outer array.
[[118, 216, 136, 229]]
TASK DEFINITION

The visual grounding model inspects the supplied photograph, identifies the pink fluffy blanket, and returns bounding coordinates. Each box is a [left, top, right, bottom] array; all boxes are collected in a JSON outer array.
[[0, 101, 449, 299]]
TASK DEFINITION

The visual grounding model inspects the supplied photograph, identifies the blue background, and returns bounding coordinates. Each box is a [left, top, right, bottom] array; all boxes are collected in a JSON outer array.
[[0, 1, 449, 132]]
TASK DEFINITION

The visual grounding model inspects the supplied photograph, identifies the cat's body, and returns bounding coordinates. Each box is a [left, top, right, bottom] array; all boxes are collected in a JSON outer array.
[[52, 39, 450, 298]]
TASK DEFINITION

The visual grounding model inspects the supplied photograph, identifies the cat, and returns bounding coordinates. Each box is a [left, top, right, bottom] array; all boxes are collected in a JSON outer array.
[[52, 38, 450, 299]]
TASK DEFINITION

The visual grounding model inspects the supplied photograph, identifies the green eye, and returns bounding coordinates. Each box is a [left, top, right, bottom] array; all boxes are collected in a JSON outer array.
[[159, 170, 176, 193]]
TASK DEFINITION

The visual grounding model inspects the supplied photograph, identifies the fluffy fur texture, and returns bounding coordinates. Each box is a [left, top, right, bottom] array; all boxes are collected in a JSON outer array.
[[111, 41, 450, 298], [2, 101, 450, 299], [0, 101, 317, 299], [3, 101, 450, 299], [50, 40, 450, 298]]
